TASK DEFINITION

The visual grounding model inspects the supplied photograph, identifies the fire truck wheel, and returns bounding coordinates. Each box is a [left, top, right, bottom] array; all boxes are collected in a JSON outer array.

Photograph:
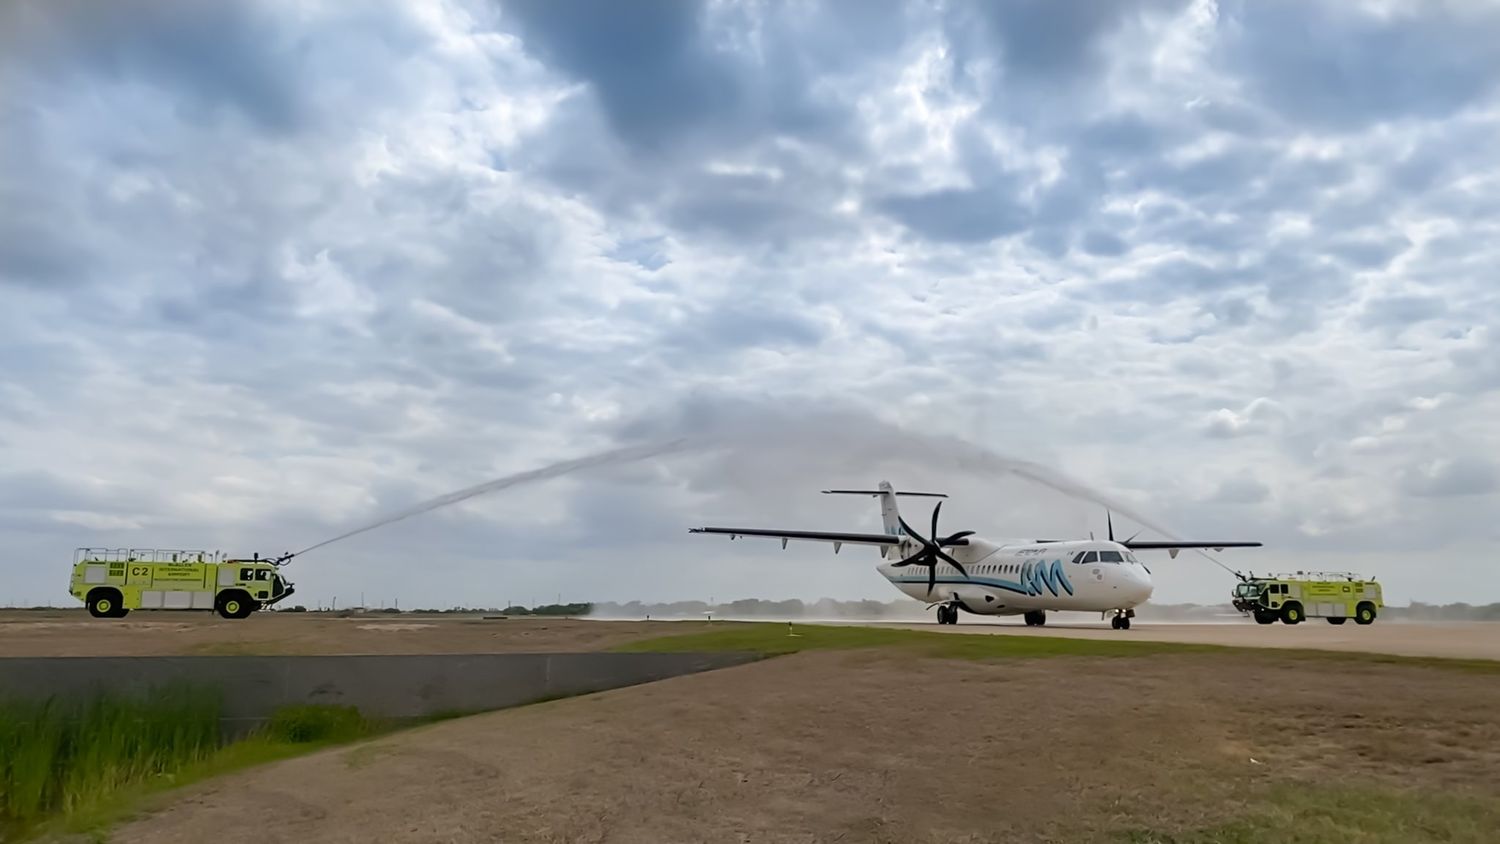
[[1327, 617, 1347, 625], [1253, 611, 1277, 625], [217, 592, 253, 620], [87, 588, 123, 619], [1354, 602, 1377, 625], [1280, 602, 1304, 625]]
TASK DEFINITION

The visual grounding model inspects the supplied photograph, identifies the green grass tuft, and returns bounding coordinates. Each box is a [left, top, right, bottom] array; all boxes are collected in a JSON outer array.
[[615, 621, 1500, 673], [0, 684, 221, 835], [264, 704, 375, 744], [0, 689, 386, 842], [1120, 783, 1500, 843]]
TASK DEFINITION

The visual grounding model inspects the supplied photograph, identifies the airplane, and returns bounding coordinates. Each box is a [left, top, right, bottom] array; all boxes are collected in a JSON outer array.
[[689, 481, 1262, 630]]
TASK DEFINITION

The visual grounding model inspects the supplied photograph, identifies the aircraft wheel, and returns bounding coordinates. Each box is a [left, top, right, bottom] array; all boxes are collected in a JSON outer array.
[[1110, 616, 1121, 630], [1119, 616, 1130, 630]]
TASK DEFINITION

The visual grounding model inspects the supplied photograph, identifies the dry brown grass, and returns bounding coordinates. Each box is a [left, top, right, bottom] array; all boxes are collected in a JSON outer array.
[[0, 611, 662, 657], [104, 649, 1500, 844]]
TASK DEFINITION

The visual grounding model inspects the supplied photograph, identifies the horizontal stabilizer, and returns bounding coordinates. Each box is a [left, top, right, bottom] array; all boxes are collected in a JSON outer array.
[[688, 527, 905, 547], [822, 489, 947, 498]]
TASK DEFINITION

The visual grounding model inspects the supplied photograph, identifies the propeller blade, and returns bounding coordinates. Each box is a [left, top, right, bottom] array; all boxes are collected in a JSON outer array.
[[1107, 510, 1114, 542], [930, 500, 942, 544], [895, 549, 930, 566], [934, 547, 968, 577], [937, 530, 975, 545], [927, 563, 936, 596], [898, 516, 931, 547]]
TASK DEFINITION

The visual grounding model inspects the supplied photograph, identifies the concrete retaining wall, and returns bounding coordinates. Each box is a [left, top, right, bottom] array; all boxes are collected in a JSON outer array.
[[0, 652, 760, 733]]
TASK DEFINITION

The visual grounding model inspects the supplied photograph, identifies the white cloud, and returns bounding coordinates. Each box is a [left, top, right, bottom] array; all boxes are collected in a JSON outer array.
[[2, 0, 1499, 608], [1202, 398, 1288, 438], [1400, 458, 1499, 499]]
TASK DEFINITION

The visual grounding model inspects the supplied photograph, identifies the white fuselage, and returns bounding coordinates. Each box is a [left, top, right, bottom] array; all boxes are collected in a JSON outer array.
[[878, 538, 1154, 615]]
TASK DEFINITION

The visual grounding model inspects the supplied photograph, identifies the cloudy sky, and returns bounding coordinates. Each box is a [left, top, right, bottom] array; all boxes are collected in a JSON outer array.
[[2, 0, 1498, 611]]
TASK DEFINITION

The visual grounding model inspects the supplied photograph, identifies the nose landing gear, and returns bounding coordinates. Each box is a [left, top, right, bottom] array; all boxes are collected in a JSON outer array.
[[1108, 608, 1135, 630]]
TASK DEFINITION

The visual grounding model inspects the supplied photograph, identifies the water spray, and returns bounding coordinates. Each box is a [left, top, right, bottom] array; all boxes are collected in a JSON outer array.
[[277, 416, 1199, 564], [285, 438, 697, 559]]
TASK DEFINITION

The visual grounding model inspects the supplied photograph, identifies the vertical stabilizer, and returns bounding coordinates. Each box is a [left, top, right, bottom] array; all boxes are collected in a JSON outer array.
[[822, 483, 946, 539], [877, 480, 902, 536]]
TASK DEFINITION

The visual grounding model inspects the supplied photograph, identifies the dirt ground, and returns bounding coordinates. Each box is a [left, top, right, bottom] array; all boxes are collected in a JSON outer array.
[[109, 650, 1500, 844], [0, 611, 660, 656], [6, 610, 1496, 661]]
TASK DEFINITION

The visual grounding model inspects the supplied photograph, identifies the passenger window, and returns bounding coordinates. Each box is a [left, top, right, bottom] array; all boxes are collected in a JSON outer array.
[[1099, 551, 1123, 563]]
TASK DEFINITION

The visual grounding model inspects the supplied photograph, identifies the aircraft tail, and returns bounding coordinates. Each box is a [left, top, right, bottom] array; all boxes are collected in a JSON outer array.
[[877, 480, 904, 536], [822, 482, 946, 537]]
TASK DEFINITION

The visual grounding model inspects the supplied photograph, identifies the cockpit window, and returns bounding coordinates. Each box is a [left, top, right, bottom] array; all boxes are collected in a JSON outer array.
[[1099, 550, 1123, 563], [1080, 551, 1098, 563]]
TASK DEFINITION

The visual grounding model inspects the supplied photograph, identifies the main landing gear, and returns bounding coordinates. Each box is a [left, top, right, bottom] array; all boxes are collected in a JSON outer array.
[[936, 604, 960, 625], [1023, 610, 1046, 627], [1109, 608, 1135, 630]]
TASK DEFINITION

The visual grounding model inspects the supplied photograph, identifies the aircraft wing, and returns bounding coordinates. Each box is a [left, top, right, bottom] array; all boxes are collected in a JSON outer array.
[[1122, 541, 1262, 550], [688, 527, 906, 549], [1122, 539, 1261, 559]]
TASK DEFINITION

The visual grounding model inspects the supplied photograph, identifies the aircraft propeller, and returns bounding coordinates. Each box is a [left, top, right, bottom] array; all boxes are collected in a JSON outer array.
[[891, 501, 974, 596]]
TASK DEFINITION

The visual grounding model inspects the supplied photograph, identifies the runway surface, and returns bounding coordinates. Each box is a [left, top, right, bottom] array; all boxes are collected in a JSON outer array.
[[875, 619, 1500, 661]]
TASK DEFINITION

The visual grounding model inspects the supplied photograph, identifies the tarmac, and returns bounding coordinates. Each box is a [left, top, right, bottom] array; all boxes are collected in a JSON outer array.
[[879, 618, 1500, 661]]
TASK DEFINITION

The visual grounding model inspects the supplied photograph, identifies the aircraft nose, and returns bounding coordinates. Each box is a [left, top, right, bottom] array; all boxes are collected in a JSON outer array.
[[1110, 565, 1152, 605], [1125, 568, 1154, 605]]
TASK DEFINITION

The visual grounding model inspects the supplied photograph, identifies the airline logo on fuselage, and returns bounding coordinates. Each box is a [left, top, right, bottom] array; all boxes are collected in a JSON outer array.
[[1021, 560, 1074, 597]]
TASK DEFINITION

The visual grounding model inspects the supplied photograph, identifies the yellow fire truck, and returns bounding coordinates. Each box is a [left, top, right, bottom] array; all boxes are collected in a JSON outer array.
[[68, 548, 295, 620], [1231, 571, 1382, 626]]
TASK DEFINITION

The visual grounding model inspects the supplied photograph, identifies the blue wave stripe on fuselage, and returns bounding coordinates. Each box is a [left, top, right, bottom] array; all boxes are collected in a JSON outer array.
[[1024, 559, 1075, 597], [889, 576, 1031, 596], [890, 559, 1076, 598]]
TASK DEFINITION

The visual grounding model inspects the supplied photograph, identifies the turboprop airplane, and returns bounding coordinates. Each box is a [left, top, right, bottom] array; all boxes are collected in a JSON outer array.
[[689, 481, 1262, 630]]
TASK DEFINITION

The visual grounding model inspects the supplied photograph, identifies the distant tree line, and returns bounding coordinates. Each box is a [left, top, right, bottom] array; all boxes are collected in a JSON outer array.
[[1386, 602, 1500, 621], [17, 598, 1496, 621], [586, 598, 1500, 621], [269, 603, 594, 616]]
